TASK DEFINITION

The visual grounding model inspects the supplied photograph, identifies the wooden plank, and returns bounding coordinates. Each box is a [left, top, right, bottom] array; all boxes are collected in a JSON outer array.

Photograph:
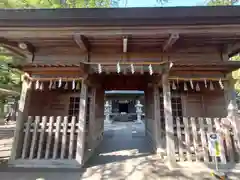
[[21, 116, 33, 159], [183, 117, 191, 162], [199, 117, 209, 163], [53, 116, 61, 159], [176, 117, 184, 162], [162, 74, 176, 165], [45, 116, 54, 159], [60, 116, 68, 159], [214, 118, 226, 164], [69, 116, 76, 159], [191, 117, 200, 162], [29, 116, 40, 159], [206, 117, 214, 163], [76, 82, 88, 165], [37, 116, 47, 159], [11, 79, 32, 160], [222, 119, 235, 163]]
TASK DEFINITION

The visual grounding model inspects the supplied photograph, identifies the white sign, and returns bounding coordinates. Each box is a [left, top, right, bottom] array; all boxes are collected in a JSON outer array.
[[207, 133, 221, 157]]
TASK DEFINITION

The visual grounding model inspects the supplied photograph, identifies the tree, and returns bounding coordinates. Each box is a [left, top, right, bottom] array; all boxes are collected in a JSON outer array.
[[206, 0, 239, 5], [206, 0, 240, 95], [0, 0, 122, 113], [0, 0, 119, 8]]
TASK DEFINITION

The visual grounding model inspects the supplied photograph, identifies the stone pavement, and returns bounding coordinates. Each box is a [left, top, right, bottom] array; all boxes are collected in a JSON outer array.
[[0, 121, 15, 165], [0, 121, 240, 179]]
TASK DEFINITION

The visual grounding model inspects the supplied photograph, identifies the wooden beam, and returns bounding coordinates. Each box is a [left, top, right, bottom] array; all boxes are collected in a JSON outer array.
[[163, 33, 179, 52], [1, 25, 240, 38], [228, 42, 240, 57], [73, 34, 89, 52], [123, 37, 128, 53], [0, 38, 35, 61]]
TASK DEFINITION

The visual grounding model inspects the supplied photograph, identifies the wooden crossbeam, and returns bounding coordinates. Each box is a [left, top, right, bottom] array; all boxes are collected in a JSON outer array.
[[0, 38, 35, 61], [169, 77, 227, 81], [163, 33, 179, 52], [73, 34, 89, 52]]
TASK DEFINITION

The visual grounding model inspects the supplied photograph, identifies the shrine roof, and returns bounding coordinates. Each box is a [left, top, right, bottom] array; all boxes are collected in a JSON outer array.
[[0, 6, 240, 27]]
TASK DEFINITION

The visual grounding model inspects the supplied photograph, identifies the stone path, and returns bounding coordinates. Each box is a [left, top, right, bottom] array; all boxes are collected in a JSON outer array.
[[0, 121, 240, 179], [0, 121, 15, 165]]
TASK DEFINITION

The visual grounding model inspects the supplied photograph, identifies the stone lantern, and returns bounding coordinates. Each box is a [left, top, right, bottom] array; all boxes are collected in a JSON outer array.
[[135, 100, 143, 123], [104, 101, 112, 123]]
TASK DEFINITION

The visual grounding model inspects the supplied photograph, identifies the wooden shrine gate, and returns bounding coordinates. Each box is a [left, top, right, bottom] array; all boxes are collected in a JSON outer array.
[[1, 6, 240, 170]]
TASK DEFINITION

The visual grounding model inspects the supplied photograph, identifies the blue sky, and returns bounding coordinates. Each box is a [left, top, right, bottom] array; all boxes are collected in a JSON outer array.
[[119, 0, 238, 7]]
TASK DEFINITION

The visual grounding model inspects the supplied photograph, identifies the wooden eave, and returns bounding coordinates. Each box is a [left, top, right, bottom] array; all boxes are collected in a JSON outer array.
[[0, 6, 240, 27], [1, 7, 240, 57]]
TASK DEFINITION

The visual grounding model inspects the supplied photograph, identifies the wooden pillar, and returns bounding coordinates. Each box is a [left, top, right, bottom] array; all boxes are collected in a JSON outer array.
[[89, 87, 96, 149], [162, 73, 176, 166], [76, 81, 88, 165], [153, 85, 163, 153], [10, 79, 32, 160]]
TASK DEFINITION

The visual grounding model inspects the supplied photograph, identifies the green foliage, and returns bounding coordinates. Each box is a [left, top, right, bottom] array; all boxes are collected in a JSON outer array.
[[207, 0, 239, 5], [0, 48, 22, 106], [0, 0, 119, 8], [232, 55, 240, 94]]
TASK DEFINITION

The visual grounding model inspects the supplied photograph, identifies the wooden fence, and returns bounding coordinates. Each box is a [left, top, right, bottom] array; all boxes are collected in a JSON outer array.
[[171, 117, 240, 164], [20, 116, 80, 160]]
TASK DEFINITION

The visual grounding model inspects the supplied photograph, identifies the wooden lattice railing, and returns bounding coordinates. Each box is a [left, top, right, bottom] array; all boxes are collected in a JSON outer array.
[[172, 117, 240, 164], [20, 116, 80, 160]]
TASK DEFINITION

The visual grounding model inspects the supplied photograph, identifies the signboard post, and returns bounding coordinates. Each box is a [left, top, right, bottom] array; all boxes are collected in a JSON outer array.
[[207, 133, 226, 179], [208, 133, 221, 171]]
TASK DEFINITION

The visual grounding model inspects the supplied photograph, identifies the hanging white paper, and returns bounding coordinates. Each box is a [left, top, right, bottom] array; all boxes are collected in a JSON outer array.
[[204, 79, 207, 88], [40, 82, 44, 91], [190, 79, 194, 89], [64, 82, 68, 90], [52, 81, 56, 89], [58, 78, 62, 88], [35, 80, 40, 90], [219, 79, 224, 89], [184, 81, 188, 91], [49, 80, 53, 89], [172, 81, 177, 90], [210, 81, 214, 91], [98, 64, 102, 74], [131, 64, 135, 74], [149, 64, 153, 75], [117, 62, 121, 73], [196, 82, 200, 91]]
